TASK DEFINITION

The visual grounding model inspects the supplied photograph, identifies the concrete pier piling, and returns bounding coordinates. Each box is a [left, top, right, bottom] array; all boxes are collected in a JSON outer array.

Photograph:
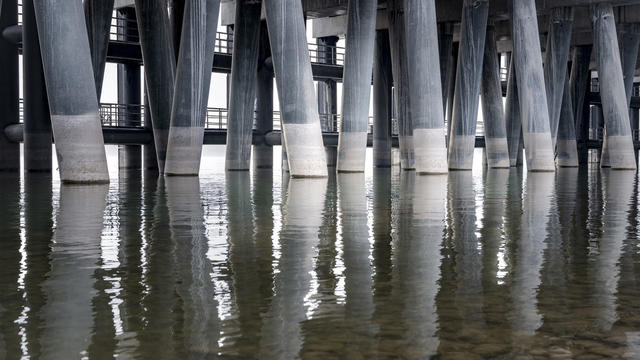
[[373, 29, 393, 168], [447, 0, 489, 170], [481, 25, 510, 169], [84, 0, 115, 98], [511, 0, 556, 172], [556, 76, 579, 167], [405, 0, 448, 174], [22, 0, 51, 172], [0, 0, 19, 172], [264, 0, 328, 177], [164, 0, 220, 176], [33, 0, 109, 183], [316, 36, 339, 168], [336, 0, 377, 173], [591, 3, 637, 170], [505, 58, 522, 167], [225, 0, 262, 171], [570, 46, 592, 165], [253, 24, 274, 170]]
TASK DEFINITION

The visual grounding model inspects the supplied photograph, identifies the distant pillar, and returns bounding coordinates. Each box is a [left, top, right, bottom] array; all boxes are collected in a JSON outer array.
[[254, 23, 274, 170], [505, 53, 522, 167], [511, 0, 555, 171], [591, 3, 636, 170], [336, 0, 377, 173], [570, 45, 592, 165], [225, 0, 262, 171], [33, 0, 109, 183], [164, 0, 220, 176], [118, 8, 142, 170], [23, 0, 52, 172], [0, 0, 19, 172], [448, 0, 489, 170], [557, 75, 579, 167], [481, 25, 510, 168], [405, 0, 448, 174], [84, 0, 115, 98], [317, 36, 339, 168], [373, 29, 393, 168], [439, 22, 454, 113], [264, 0, 328, 177]]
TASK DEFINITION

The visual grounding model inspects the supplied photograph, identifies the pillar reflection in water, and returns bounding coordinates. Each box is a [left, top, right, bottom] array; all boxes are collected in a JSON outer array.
[[41, 184, 108, 359], [260, 178, 327, 358]]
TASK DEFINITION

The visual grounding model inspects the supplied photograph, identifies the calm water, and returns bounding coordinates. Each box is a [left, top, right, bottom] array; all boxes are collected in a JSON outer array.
[[2, 149, 640, 359]]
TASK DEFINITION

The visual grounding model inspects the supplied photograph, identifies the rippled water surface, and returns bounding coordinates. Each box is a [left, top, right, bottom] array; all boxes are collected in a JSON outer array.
[[2, 150, 640, 359]]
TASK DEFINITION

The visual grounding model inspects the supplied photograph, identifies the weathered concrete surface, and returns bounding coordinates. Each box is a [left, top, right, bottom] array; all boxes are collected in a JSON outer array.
[[481, 25, 510, 168], [512, 0, 555, 171], [253, 24, 274, 170], [22, 0, 51, 172], [543, 7, 573, 150], [164, 0, 220, 176], [0, 0, 19, 172], [225, 0, 262, 171], [592, 3, 636, 170], [556, 75, 579, 167], [84, 0, 115, 98], [448, 0, 488, 170], [569, 45, 592, 165], [505, 55, 522, 167], [336, 0, 377, 173], [373, 29, 393, 168], [33, 0, 109, 182], [264, 0, 328, 177]]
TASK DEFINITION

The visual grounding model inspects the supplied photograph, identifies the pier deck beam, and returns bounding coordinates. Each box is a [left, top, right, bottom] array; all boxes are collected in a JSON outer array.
[[0, 0, 19, 172], [373, 29, 393, 168], [253, 23, 274, 170]]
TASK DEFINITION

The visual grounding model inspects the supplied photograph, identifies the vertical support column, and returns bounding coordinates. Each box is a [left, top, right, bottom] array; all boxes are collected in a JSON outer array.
[[570, 45, 592, 165], [317, 36, 339, 167], [618, 24, 640, 162], [117, 8, 142, 170], [253, 23, 274, 170], [225, 0, 262, 171], [505, 55, 522, 167], [23, 0, 51, 172], [447, 0, 489, 170], [405, 0, 448, 174], [481, 25, 510, 168], [511, 0, 556, 171], [557, 75, 579, 167], [439, 22, 454, 113], [373, 29, 393, 168], [84, 0, 115, 98], [264, 0, 328, 177], [33, 0, 109, 182], [0, 0, 19, 172], [591, 3, 636, 170], [164, 0, 220, 176], [135, 0, 176, 173], [336, 0, 377, 173], [143, 91, 158, 171]]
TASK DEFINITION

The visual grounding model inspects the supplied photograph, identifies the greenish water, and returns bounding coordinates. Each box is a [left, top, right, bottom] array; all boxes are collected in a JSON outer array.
[[2, 158, 640, 359]]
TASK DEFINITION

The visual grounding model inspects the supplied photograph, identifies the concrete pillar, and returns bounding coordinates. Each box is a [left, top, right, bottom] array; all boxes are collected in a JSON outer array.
[[0, 0, 19, 172], [336, 0, 377, 173], [505, 52, 523, 167], [404, 0, 448, 174], [84, 0, 115, 98], [317, 36, 339, 167], [264, 0, 328, 177], [253, 23, 274, 170], [117, 8, 142, 170], [164, 0, 220, 175], [481, 25, 510, 168], [591, 3, 636, 170], [511, 0, 555, 171], [135, 0, 176, 173], [570, 45, 592, 165], [143, 91, 158, 171], [557, 75, 579, 167], [447, 0, 488, 170], [22, 0, 51, 172], [373, 29, 393, 168], [439, 22, 454, 113], [445, 44, 458, 144], [225, 0, 262, 171], [388, 0, 414, 170], [33, 0, 109, 183]]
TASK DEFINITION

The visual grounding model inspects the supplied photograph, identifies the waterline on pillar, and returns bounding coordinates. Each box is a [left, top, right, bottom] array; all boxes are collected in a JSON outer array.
[[606, 135, 637, 170], [414, 128, 448, 174], [164, 126, 205, 176], [283, 123, 328, 178], [337, 131, 367, 173], [484, 137, 511, 169], [448, 134, 475, 170], [523, 132, 556, 172], [556, 139, 579, 167]]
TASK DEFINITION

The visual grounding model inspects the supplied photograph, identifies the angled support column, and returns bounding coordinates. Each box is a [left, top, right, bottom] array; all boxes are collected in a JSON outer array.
[[557, 75, 579, 167], [505, 56, 522, 167], [84, 0, 115, 98], [264, 0, 328, 177], [570, 45, 592, 165], [591, 3, 636, 170], [388, 0, 414, 170], [373, 29, 393, 168], [23, 0, 51, 172], [336, 0, 377, 173], [135, 0, 176, 173], [225, 0, 262, 171], [317, 36, 339, 168], [253, 23, 274, 170], [448, 0, 489, 170], [405, 0, 448, 174], [511, 0, 555, 171], [164, 0, 220, 176], [481, 25, 510, 168], [33, 0, 109, 183], [0, 0, 19, 172]]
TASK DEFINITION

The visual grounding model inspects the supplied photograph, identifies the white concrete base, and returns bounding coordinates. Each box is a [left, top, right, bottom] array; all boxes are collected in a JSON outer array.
[[392, 148, 401, 166], [399, 135, 415, 170], [164, 126, 205, 176], [447, 134, 475, 170], [523, 132, 556, 172], [283, 122, 328, 177], [337, 131, 367, 172], [51, 114, 109, 183], [556, 139, 579, 167], [606, 135, 637, 170], [485, 137, 511, 168], [414, 128, 448, 174]]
